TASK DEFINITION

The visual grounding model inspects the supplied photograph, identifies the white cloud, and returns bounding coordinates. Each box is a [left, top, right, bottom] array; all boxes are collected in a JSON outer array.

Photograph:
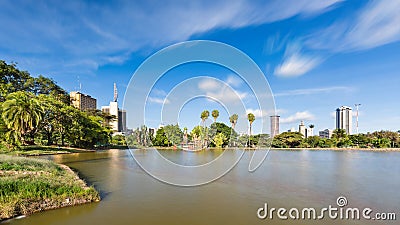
[[148, 97, 170, 104], [198, 79, 220, 91], [281, 111, 315, 124], [307, 0, 400, 51], [151, 88, 168, 97], [346, 1, 400, 50], [274, 86, 352, 97], [198, 78, 248, 103], [245, 108, 286, 118], [274, 53, 321, 77], [225, 75, 243, 87], [0, 0, 341, 77], [206, 88, 248, 103], [245, 109, 266, 118]]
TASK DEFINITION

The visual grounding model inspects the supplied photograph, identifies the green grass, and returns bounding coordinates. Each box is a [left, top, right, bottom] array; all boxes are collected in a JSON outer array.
[[0, 155, 100, 220], [0, 145, 94, 156]]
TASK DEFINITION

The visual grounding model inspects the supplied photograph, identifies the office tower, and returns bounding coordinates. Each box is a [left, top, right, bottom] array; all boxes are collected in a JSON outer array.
[[336, 106, 352, 135], [101, 83, 127, 133]]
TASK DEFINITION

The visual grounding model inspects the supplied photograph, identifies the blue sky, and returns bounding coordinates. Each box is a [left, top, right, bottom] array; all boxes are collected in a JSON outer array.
[[1, 0, 400, 134]]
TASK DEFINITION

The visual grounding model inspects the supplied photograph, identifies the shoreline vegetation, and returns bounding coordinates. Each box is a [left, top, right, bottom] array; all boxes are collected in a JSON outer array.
[[153, 146, 400, 152], [0, 154, 100, 221]]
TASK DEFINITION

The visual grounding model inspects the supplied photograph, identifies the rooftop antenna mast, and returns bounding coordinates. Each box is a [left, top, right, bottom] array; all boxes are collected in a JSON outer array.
[[77, 75, 82, 92], [355, 103, 361, 134], [113, 83, 118, 102]]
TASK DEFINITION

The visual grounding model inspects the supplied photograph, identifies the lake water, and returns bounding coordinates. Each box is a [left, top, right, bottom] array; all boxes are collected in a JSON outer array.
[[4, 149, 400, 225]]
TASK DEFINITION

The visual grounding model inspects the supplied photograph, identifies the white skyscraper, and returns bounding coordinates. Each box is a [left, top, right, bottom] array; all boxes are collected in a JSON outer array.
[[270, 115, 280, 138], [336, 106, 352, 135], [101, 83, 127, 134]]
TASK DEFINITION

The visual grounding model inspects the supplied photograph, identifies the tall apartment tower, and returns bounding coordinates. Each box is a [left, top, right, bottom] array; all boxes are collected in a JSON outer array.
[[336, 106, 352, 135], [70, 91, 97, 111], [270, 115, 280, 138]]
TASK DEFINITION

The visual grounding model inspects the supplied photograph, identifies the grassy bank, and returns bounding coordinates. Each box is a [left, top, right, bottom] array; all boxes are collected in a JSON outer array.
[[0, 145, 95, 156], [0, 154, 100, 221]]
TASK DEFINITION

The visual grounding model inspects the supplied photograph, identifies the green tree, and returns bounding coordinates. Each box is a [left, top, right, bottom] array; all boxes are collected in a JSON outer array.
[[332, 129, 347, 139], [112, 134, 127, 146], [200, 110, 210, 127], [200, 110, 210, 147], [0, 61, 32, 102], [247, 113, 255, 136], [211, 109, 219, 123], [305, 135, 321, 148], [229, 114, 238, 129], [1, 91, 43, 145], [253, 134, 271, 147], [164, 124, 183, 146], [332, 128, 350, 147], [213, 133, 226, 148], [272, 132, 304, 148], [0, 61, 69, 104], [349, 134, 371, 148], [153, 127, 169, 147], [209, 122, 237, 147]]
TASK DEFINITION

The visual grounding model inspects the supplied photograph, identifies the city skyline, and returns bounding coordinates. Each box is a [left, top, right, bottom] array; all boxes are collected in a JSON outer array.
[[1, 1, 399, 133]]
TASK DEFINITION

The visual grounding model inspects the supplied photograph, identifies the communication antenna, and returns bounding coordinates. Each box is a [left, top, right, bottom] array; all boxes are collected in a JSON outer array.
[[113, 83, 118, 102], [355, 103, 361, 134], [77, 75, 82, 92]]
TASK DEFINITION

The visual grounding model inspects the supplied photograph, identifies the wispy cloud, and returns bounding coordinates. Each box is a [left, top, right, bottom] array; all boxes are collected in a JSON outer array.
[[148, 97, 170, 104], [281, 111, 315, 124], [274, 86, 353, 97], [0, 0, 341, 77], [307, 0, 400, 51], [225, 75, 243, 87], [274, 53, 321, 77], [198, 79, 221, 91], [198, 77, 248, 103]]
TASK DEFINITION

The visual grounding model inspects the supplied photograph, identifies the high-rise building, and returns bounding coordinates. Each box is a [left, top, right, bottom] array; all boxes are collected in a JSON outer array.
[[101, 83, 127, 134], [70, 91, 97, 111], [336, 106, 352, 135], [270, 115, 280, 138], [299, 120, 307, 138]]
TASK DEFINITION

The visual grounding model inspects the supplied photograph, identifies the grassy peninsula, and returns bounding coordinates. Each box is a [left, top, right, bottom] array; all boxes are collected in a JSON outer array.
[[0, 155, 100, 221]]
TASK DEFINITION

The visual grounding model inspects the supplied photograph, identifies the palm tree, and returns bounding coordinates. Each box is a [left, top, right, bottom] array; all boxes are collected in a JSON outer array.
[[183, 127, 188, 144], [200, 110, 210, 148], [229, 114, 238, 129], [247, 113, 255, 136], [200, 110, 210, 127], [1, 91, 43, 145], [211, 109, 219, 123], [247, 113, 255, 147], [332, 128, 347, 139]]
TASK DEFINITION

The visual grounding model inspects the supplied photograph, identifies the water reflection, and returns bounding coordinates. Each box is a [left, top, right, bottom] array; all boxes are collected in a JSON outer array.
[[6, 149, 400, 225]]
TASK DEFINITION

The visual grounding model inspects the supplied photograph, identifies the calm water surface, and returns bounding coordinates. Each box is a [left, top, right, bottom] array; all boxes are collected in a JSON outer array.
[[4, 149, 400, 225]]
